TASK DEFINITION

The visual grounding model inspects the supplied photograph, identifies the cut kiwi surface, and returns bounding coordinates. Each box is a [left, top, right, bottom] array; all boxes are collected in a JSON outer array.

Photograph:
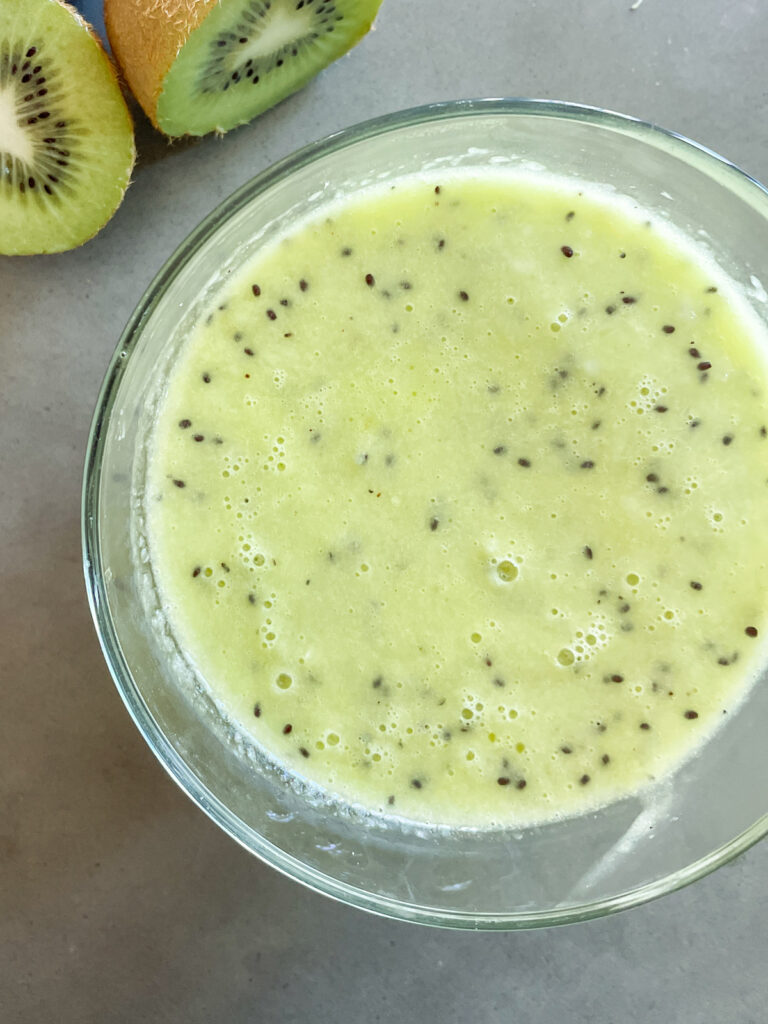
[[106, 0, 383, 137], [0, 0, 135, 256]]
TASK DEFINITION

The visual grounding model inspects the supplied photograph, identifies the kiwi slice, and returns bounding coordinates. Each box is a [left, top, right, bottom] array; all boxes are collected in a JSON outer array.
[[105, 0, 383, 137], [0, 0, 135, 256]]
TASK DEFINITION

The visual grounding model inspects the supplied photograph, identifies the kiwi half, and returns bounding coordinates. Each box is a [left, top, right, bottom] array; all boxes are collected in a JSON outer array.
[[105, 0, 383, 138], [0, 0, 135, 256]]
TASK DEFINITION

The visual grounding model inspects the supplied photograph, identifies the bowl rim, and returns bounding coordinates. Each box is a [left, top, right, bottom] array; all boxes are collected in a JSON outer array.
[[82, 97, 768, 930]]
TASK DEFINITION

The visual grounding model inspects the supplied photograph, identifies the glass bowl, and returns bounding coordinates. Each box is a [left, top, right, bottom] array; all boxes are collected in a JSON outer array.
[[83, 99, 768, 929]]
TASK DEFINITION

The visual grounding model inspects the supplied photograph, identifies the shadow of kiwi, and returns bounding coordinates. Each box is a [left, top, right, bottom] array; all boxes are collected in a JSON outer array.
[[130, 97, 204, 169]]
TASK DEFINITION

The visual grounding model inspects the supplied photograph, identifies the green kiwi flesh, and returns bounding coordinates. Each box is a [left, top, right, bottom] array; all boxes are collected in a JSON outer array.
[[158, 0, 383, 137], [0, 0, 134, 256]]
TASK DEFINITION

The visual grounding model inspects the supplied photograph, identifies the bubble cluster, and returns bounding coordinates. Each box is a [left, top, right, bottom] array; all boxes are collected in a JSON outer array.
[[628, 375, 668, 415]]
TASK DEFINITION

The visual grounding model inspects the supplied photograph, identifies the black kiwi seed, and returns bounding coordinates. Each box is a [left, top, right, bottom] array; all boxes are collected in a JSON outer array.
[[0, 42, 76, 202]]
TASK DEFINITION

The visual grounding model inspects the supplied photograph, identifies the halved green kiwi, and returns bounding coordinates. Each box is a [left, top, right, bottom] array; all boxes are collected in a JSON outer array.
[[0, 0, 135, 256], [106, 0, 383, 137]]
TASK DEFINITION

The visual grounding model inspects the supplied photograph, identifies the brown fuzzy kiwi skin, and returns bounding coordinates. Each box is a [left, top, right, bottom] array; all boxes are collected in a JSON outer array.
[[3, 0, 136, 255], [105, 0, 218, 131]]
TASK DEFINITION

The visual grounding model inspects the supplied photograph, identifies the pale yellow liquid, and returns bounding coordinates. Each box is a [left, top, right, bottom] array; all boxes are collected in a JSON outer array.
[[146, 173, 768, 827]]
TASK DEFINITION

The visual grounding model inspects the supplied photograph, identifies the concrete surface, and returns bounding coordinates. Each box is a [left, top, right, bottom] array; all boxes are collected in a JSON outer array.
[[2, 1, 767, 1021]]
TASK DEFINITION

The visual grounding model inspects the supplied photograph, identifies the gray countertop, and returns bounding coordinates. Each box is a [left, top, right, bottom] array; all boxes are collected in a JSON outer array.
[[3, 1, 767, 1021]]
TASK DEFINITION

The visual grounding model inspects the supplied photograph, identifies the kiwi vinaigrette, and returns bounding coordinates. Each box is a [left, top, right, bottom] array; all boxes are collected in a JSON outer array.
[[145, 173, 768, 827]]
